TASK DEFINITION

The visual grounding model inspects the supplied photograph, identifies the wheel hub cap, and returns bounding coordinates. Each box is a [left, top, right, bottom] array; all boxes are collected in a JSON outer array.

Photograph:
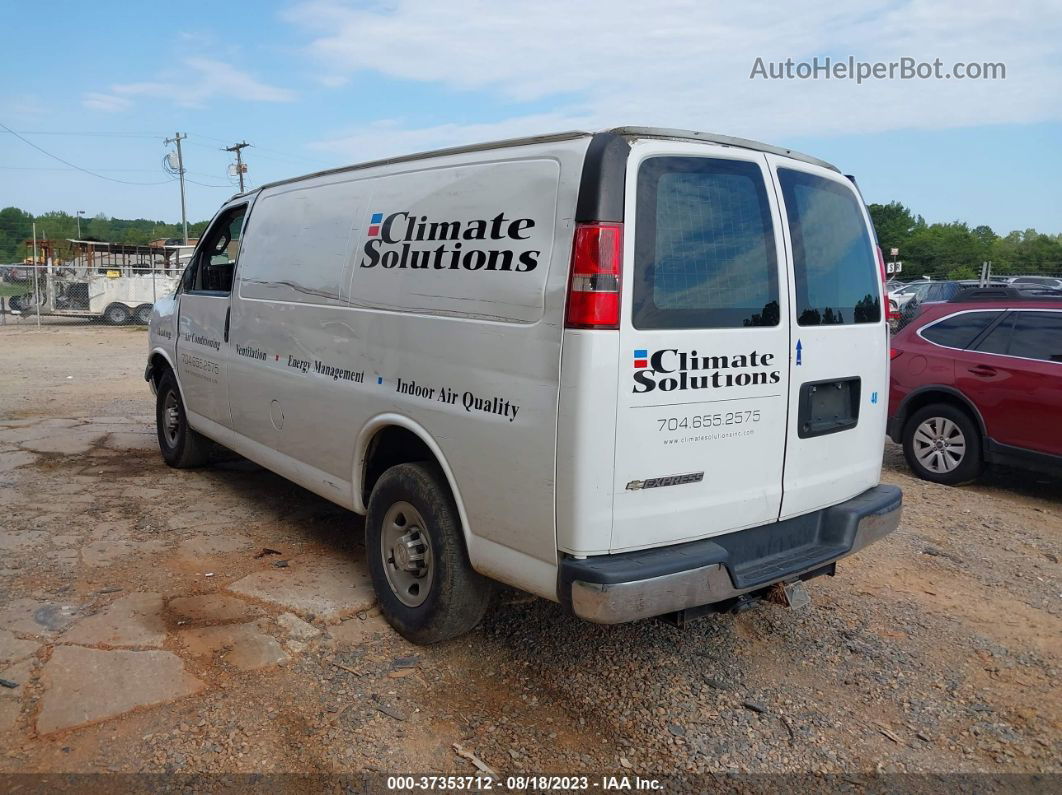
[[913, 416, 966, 473], [162, 392, 180, 446], [380, 501, 434, 607]]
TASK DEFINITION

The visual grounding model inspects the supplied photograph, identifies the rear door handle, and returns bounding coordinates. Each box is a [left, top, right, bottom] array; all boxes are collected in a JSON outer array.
[[223, 306, 231, 343], [968, 364, 996, 377]]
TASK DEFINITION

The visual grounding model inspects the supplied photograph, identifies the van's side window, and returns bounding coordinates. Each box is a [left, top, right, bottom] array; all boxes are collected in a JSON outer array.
[[185, 205, 247, 295], [777, 169, 881, 326], [633, 157, 779, 329]]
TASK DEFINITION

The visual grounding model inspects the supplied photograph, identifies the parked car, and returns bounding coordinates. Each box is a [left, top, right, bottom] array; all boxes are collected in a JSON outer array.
[[887, 280, 932, 312], [1009, 275, 1062, 290], [145, 126, 901, 643], [888, 289, 1062, 484], [895, 279, 1016, 328]]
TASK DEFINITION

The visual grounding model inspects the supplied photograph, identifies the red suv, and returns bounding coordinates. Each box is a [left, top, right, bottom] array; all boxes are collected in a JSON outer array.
[[888, 289, 1062, 484]]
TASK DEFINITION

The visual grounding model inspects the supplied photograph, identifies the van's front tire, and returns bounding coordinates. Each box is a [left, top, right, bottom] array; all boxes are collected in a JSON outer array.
[[366, 462, 492, 644], [155, 371, 211, 468]]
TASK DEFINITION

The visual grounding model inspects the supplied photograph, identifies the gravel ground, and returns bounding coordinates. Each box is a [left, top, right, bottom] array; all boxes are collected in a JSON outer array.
[[0, 326, 1058, 782]]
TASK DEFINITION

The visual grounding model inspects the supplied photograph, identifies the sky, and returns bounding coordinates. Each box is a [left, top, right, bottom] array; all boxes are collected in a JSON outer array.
[[2, 0, 1061, 234]]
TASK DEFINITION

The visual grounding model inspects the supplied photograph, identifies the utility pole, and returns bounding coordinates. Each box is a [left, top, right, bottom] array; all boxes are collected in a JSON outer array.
[[224, 141, 250, 192], [76, 210, 85, 238], [165, 132, 189, 244], [32, 222, 41, 329]]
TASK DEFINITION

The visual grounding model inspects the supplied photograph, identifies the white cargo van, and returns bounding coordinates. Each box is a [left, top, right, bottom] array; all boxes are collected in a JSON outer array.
[[146, 127, 902, 643]]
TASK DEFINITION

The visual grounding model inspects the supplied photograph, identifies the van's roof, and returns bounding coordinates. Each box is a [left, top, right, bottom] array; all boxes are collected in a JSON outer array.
[[245, 127, 839, 198]]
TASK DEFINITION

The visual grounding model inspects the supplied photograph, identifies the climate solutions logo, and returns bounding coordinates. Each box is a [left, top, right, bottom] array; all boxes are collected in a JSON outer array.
[[361, 210, 540, 272], [633, 348, 780, 393]]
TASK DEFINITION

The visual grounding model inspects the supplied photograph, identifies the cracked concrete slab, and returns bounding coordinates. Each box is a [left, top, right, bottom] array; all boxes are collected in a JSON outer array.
[[0, 420, 80, 444], [20, 431, 106, 455], [277, 612, 321, 640], [0, 629, 40, 666], [0, 450, 38, 472], [328, 613, 393, 646], [227, 554, 375, 622], [176, 533, 253, 558], [179, 621, 288, 671], [168, 593, 260, 624], [36, 646, 205, 734], [103, 432, 156, 451], [168, 509, 247, 532], [0, 598, 81, 637], [0, 529, 49, 553], [81, 538, 168, 567], [60, 593, 166, 648]]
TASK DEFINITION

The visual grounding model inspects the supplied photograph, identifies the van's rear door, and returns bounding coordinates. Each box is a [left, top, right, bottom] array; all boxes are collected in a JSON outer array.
[[765, 156, 887, 518], [611, 141, 791, 552]]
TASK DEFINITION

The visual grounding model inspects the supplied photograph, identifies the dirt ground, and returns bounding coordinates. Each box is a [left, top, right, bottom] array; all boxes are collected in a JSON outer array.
[[0, 326, 1059, 782]]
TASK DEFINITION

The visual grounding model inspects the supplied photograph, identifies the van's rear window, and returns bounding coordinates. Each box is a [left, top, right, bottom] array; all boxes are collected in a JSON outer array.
[[633, 157, 779, 329], [778, 168, 881, 326]]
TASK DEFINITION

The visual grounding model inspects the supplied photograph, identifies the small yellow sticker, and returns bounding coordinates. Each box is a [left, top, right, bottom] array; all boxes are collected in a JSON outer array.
[[106, 270, 120, 279]]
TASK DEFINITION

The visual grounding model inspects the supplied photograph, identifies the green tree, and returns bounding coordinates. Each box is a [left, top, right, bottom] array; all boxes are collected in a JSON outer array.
[[867, 201, 921, 258], [0, 206, 34, 262]]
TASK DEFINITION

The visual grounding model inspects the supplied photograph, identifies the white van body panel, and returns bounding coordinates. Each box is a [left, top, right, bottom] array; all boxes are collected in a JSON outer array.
[[220, 138, 589, 598], [148, 127, 901, 620]]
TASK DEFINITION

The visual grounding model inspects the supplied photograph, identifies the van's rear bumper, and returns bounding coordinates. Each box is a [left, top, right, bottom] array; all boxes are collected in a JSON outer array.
[[560, 485, 901, 624]]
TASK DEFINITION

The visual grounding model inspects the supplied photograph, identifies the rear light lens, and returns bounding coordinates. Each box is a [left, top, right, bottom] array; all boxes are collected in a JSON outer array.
[[565, 222, 622, 329], [890, 348, 902, 360]]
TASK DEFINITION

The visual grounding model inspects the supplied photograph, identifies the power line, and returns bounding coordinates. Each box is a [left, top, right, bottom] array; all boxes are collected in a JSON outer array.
[[0, 130, 166, 139], [0, 121, 176, 186], [0, 166, 165, 172], [186, 131, 329, 167], [184, 177, 234, 189]]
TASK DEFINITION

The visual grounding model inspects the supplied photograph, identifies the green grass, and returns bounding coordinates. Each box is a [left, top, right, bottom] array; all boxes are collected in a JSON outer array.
[[0, 283, 27, 298]]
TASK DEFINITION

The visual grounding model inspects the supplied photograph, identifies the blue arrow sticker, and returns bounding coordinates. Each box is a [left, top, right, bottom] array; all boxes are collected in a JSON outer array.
[[795, 339, 803, 366]]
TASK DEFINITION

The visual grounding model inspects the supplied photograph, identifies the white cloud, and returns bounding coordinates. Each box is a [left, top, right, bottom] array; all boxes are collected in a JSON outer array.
[[290, 0, 1062, 149], [308, 113, 597, 161], [90, 57, 296, 111], [81, 92, 133, 113]]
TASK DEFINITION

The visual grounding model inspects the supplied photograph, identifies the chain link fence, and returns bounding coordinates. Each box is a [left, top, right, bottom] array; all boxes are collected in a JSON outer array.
[[1, 258, 183, 328], [889, 274, 1062, 331]]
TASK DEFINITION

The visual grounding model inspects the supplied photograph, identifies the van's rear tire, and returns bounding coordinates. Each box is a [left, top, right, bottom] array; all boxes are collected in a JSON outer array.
[[155, 370, 211, 468], [366, 462, 492, 644]]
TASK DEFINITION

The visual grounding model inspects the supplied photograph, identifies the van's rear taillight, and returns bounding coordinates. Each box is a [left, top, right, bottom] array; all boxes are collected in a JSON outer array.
[[565, 222, 622, 329]]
